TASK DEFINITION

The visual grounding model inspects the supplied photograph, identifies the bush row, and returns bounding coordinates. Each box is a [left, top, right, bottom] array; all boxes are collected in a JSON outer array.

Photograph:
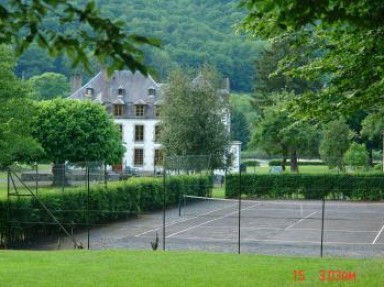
[[0, 175, 210, 246], [225, 174, 384, 200]]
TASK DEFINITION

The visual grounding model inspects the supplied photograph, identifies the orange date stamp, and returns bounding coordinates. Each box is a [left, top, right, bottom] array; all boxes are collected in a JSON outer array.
[[293, 269, 356, 282]]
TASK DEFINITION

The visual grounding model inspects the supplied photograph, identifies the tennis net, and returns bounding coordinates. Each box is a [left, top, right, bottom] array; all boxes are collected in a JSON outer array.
[[179, 195, 323, 222]]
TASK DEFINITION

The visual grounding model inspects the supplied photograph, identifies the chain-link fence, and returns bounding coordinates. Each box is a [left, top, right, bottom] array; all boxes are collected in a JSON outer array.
[[2, 157, 384, 257], [240, 154, 382, 175], [12, 162, 123, 192]]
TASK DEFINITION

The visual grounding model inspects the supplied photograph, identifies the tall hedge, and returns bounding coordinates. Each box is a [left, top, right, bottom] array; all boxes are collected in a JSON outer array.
[[226, 174, 384, 200], [0, 175, 211, 247]]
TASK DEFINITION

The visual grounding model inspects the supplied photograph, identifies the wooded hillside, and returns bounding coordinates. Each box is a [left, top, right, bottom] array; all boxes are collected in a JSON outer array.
[[15, 0, 262, 92]]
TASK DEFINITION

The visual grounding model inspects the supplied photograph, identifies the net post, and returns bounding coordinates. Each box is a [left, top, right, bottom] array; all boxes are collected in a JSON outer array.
[[178, 194, 182, 216], [184, 193, 187, 214], [320, 196, 325, 257]]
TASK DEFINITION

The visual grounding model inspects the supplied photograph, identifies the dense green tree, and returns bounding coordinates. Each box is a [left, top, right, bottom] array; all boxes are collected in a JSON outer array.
[[249, 33, 322, 171], [251, 28, 323, 119], [0, 0, 160, 74], [0, 45, 43, 168], [361, 112, 384, 144], [241, 0, 384, 117], [343, 143, 369, 170], [16, 45, 56, 79], [251, 94, 319, 172], [360, 111, 384, 166], [229, 93, 258, 125], [160, 66, 230, 170], [10, 0, 262, 92], [241, 1, 383, 33], [28, 73, 69, 100], [32, 99, 125, 184], [230, 109, 250, 150], [319, 119, 351, 171]]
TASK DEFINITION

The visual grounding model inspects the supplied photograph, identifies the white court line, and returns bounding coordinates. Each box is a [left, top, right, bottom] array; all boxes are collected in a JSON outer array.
[[134, 203, 238, 237], [372, 223, 384, 244], [241, 239, 384, 246], [166, 203, 260, 238], [241, 227, 380, 234], [284, 210, 319, 231], [168, 237, 384, 246]]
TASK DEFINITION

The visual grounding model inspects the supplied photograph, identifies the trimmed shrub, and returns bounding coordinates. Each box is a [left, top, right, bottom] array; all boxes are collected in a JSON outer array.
[[1, 175, 210, 247], [226, 174, 384, 200]]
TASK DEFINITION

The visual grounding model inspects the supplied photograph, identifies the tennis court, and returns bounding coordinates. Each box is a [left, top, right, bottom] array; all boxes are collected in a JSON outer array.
[[47, 196, 384, 257]]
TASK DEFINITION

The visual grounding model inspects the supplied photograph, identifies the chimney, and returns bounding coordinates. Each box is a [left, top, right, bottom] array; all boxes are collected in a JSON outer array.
[[70, 74, 82, 94]]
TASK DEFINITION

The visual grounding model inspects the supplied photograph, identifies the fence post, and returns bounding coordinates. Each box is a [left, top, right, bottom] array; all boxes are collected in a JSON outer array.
[[162, 164, 166, 251], [62, 163, 65, 193], [238, 169, 242, 254], [104, 162, 108, 188], [87, 162, 90, 250], [35, 163, 38, 197], [6, 168, 11, 248], [320, 196, 325, 257]]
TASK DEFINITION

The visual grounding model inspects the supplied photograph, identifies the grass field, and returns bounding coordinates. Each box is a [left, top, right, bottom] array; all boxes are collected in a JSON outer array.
[[247, 165, 338, 174], [0, 250, 383, 286]]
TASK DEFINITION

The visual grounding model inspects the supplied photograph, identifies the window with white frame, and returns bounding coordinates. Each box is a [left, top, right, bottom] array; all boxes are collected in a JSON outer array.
[[135, 125, 144, 141], [148, 88, 156, 96], [154, 125, 161, 142], [114, 105, 124, 116], [134, 148, 144, 166], [135, 104, 145, 117], [154, 149, 163, 166], [86, 87, 94, 97]]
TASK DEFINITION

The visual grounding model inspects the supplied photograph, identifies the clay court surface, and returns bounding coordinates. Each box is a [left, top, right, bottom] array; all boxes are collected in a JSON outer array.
[[35, 198, 384, 257]]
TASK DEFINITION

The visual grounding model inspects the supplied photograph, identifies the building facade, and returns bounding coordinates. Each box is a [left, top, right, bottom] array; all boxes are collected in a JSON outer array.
[[69, 70, 240, 174]]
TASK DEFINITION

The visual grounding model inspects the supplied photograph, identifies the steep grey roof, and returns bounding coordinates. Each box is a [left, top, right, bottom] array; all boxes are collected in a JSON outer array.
[[69, 70, 162, 104]]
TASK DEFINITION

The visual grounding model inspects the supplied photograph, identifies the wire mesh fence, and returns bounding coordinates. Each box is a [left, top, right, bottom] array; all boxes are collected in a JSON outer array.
[[240, 154, 382, 175], [11, 162, 122, 191], [172, 195, 384, 257], [1, 157, 384, 258]]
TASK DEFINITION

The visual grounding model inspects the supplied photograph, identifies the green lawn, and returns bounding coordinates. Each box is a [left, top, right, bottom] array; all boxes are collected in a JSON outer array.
[[246, 165, 384, 175], [0, 250, 382, 286], [246, 165, 335, 174]]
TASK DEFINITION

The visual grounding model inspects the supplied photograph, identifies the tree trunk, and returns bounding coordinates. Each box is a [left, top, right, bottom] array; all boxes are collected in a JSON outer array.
[[290, 150, 299, 173], [382, 131, 384, 173], [281, 156, 287, 171], [52, 163, 69, 186], [368, 141, 374, 167]]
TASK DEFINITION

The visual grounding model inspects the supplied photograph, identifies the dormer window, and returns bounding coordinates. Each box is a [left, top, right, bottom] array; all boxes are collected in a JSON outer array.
[[148, 88, 156, 96], [86, 87, 94, 97], [114, 105, 124, 117], [135, 104, 145, 117], [118, 88, 124, 95]]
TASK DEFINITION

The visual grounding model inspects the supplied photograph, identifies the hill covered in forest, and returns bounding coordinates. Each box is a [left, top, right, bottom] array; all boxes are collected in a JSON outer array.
[[16, 0, 263, 92]]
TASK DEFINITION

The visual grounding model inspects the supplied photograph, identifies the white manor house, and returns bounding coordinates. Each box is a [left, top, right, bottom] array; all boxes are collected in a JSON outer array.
[[69, 70, 241, 175]]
